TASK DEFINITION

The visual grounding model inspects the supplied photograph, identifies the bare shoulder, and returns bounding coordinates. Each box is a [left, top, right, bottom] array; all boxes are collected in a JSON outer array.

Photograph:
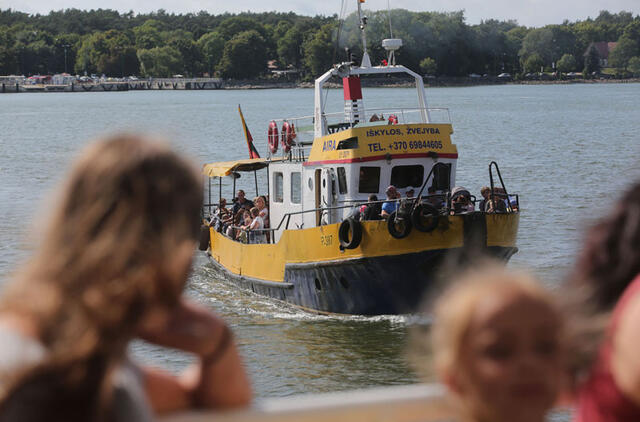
[[611, 292, 640, 405]]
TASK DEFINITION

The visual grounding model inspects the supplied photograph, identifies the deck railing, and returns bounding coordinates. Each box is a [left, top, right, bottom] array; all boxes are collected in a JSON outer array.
[[161, 383, 456, 422]]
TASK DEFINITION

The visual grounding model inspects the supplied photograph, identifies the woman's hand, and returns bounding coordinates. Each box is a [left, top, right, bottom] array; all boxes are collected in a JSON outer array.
[[137, 298, 252, 413]]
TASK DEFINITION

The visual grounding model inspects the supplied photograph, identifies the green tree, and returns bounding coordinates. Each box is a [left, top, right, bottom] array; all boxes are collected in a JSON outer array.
[[197, 31, 225, 76], [419, 57, 437, 74], [133, 19, 164, 50], [584, 44, 601, 74], [556, 53, 577, 72], [0, 27, 17, 74], [74, 30, 138, 76], [628, 56, 640, 76], [137, 46, 182, 77], [301, 23, 334, 77], [609, 35, 640, 70], [217, 30, 267, 79], [523, 53, 544, 73]]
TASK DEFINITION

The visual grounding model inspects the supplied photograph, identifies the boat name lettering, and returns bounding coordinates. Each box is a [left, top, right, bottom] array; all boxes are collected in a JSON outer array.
[[406, 127, 440, 135], [320, 234, 333, 246], [365, 128, 403, 137], [322, 139, 337, 151]]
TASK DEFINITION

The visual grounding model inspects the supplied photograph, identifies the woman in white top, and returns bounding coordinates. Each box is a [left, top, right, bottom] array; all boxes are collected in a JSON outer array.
[[248, 207, 266, 244]]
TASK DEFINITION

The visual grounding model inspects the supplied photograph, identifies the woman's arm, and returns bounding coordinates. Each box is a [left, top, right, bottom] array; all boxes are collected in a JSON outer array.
[[611, 292, 640, 406], [137, 299, 251, 413]]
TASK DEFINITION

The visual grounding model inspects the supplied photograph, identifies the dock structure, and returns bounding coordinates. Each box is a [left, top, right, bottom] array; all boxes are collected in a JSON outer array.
[[0, 77, 224, 93]]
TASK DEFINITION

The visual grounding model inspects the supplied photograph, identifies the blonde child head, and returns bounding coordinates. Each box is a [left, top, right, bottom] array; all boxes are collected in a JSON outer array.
[[431, 267, 564, 422]]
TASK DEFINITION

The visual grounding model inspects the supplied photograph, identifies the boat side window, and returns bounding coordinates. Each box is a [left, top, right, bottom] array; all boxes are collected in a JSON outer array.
[[391, 165, 424, 189], [274, 172, 284, 203], [291, 172, 301, 204], [337, 167, 348, 194], [358, 166, 380, 193], [432, 163, 452, 191]]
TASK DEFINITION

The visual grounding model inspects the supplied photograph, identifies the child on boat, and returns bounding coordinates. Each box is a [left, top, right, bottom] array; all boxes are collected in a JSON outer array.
[[430, 267, 565, 422], [0, 135, 251, 421]]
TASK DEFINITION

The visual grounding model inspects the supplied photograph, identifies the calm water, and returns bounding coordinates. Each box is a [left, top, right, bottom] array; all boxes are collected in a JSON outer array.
[[1, 84, 640, 399]]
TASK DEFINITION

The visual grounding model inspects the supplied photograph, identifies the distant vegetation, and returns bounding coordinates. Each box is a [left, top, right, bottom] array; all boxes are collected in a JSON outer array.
[[1, 8, 639, 79]]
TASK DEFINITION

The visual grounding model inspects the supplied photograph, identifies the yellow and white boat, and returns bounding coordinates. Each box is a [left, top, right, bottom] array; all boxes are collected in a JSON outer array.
[[200, 3, 519, 315]]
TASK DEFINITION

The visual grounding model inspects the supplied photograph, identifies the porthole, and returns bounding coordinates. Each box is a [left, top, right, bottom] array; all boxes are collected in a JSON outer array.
[[308, 177, 313, 190], [339, 277, 349, 290], [314, 278, 322, 291], [322, 179, 326, 188]]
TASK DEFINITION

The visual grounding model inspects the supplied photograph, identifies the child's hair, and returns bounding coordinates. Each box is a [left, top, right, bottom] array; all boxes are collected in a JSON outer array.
[[430, 266, 559, 379], [0, 134, 202, 419], [250, 207, 259, 217]]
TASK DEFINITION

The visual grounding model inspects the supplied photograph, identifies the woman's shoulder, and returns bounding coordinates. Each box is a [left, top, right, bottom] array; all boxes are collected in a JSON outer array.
[[0, 319, 46, 384]]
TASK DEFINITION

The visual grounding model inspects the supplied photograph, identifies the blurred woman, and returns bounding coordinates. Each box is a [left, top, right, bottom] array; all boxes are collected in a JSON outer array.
[[566, 181, 640, 421], [0, 135, 251, 422]]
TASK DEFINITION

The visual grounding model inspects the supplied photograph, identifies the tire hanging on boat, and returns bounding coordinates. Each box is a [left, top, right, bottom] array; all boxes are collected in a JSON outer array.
[[411, 203, 440, 232], [268, 120, 279, 154], [388, 114, 399, 125], [198, 225, 210, 251], [387, 211, 412, 239], [281, 121, 295, 153], [338, 217, 363, 249]]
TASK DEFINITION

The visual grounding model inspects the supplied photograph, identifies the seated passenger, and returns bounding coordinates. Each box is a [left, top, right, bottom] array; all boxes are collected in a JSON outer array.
[[406, 187, 416, 199], [450, 186, 474, 214], [237, 210, 252, 243], [429, 267, 565, 422], [360, 194, 382, 221], [478, 186, 490, 212], [210, 198, 231, 231], [427, 186, 445, 209], [381, 185, 400, 219], [248, 207, 266, 244], [232, 190, 254, 215]]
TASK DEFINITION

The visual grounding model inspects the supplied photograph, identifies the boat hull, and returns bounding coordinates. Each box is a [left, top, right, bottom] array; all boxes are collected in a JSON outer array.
[[207, 245, 517, 315]]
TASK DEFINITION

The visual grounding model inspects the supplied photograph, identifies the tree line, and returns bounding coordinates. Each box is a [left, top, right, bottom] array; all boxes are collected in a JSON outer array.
[[0, 8, 639, 79]]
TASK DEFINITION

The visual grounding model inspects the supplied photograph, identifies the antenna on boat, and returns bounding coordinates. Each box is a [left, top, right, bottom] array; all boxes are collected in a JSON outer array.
[[356, 0, 372, 68]]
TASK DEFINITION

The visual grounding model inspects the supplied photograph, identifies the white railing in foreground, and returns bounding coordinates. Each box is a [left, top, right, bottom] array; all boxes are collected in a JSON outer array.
[[161, 383, 456, 422]]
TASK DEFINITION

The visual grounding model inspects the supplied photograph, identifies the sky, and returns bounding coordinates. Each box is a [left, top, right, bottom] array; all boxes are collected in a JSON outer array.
[[2, 0, 639, 28]]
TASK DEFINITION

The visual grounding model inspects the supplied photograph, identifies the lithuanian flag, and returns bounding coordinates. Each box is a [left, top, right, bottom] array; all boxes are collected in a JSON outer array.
[[238, 105, 260, 159]]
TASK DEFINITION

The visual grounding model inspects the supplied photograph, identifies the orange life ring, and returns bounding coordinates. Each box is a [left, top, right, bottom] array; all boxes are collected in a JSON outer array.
[[388, 114, 399, 125], [268, 120, 279, 154], [281, 121, 295, 153]]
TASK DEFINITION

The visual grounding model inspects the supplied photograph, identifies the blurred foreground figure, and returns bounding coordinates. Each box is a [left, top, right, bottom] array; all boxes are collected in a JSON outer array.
[[430, 267, 564, 422], [566, 181, 640, 422], [0, 135, 251, 422]]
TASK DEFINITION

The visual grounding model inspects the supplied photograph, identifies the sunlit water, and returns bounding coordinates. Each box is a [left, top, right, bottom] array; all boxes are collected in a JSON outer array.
[[1, 83, 639, 399]]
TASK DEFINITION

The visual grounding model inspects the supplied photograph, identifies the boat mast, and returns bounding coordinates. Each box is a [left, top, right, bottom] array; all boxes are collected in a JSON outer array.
[[357, 0, 372, 68]]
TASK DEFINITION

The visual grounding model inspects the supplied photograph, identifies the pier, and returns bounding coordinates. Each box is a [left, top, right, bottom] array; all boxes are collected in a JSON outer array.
[[0, 77, 223, 93]]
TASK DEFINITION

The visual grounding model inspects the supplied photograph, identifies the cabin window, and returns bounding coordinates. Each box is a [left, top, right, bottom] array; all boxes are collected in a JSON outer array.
[[431, 163, 452, 191], [274, 172, 284, 203], [358, 166, 380, 193], [391, 165, 424, 189], [337, 167, 348, 194], [291, 172, 301, 204]]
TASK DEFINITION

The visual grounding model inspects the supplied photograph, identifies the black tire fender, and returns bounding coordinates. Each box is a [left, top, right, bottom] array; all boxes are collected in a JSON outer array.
[[412, 203, 440, 232], [198, 224, 210, 251], [387, 211, 412, 239], [338, 217, 363, 249]]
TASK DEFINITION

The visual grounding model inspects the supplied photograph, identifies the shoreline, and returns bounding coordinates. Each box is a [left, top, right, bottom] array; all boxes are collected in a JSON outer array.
[[2, 77, 639, 93]]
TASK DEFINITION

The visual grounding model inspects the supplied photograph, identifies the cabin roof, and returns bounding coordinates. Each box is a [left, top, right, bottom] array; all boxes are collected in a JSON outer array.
[[202, 157, 286, 177]]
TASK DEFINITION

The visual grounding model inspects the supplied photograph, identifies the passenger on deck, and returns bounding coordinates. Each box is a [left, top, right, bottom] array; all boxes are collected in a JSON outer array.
[[406, 187, 416, 199], [248, 207, 266, 244], [232, 190, 254, 215], [381, 185, 400, 219], [256, 195, 270, 242], [359, 194, 382, 221], [237, 210, 252, 243], [429, 267, 565, 422], [486, 188, 508, 213], [369, 114, 380, 122], [0, 135, 251, 421], [450, 186, 474, 214], [427, 186, 445, 209], [211, 198, 231, 231], [478, 187, 490, 212]]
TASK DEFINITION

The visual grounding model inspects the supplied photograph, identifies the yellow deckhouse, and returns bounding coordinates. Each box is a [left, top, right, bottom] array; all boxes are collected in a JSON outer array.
[[200, 3, 519, 315]]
